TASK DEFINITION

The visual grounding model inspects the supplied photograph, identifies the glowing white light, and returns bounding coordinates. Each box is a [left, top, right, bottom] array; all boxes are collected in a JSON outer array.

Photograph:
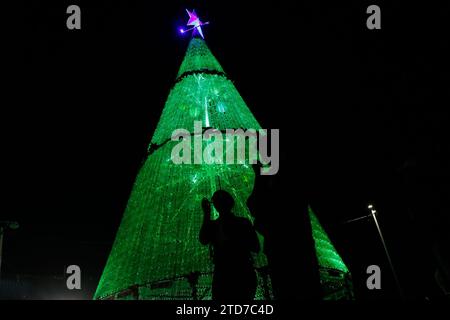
[[204, 97, 210, 127], [217, 102, 226, 113]]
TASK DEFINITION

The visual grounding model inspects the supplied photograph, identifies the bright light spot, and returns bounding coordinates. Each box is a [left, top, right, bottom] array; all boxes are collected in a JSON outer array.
[[217, 102, 226, 113], [180, 28, 185, 34], [204, 97, 210, 127], [368, 204, 373, 209]]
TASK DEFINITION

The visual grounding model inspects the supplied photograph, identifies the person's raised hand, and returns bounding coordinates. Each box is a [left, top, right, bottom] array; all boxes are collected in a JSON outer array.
[[202, 198, 211, 216]]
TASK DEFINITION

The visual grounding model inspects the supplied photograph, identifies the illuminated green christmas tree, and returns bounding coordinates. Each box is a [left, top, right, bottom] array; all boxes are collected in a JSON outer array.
[[95, 9, 354, 300], [308, 207, 354, 300], [94, 35, 272, 300]]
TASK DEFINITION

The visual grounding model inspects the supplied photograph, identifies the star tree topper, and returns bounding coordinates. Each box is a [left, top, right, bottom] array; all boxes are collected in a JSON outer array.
[[180, 9, 210, 39]]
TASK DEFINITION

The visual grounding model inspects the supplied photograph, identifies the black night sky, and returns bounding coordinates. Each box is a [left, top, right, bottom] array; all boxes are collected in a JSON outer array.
[[2, 0, 449, 300]]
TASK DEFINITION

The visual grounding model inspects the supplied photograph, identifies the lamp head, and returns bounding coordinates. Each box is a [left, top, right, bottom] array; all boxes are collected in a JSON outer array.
[[0, 221, 19, 230], [9, 222, 19, 230]]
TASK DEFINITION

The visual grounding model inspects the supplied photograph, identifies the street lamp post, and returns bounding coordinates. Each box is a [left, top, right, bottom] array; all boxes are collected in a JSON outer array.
[[0, 221, 19, 279], [344, 205, 404, 299], [0, 228, 3, 278], [367, 205, 404, 299]]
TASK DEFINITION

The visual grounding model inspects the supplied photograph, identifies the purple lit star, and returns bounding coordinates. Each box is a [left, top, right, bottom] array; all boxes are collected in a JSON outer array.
[[179, 9, 209, 39]]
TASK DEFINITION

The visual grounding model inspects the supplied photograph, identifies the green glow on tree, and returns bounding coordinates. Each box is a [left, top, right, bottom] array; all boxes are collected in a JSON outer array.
[[151, 40, 260, 146], [309, 207, 348, 272], [94, 38, 271, 300], [176, 38, 224, 78], [309, 207, 354, 299]]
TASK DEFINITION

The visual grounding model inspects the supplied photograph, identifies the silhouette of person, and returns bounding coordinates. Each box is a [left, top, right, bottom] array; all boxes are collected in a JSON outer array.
[[199, 190, 260, 300], [247, 161, 323, 300]]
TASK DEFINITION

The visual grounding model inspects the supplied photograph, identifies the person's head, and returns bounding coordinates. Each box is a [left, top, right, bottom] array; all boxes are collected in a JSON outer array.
[[212, 190, 235, 215]]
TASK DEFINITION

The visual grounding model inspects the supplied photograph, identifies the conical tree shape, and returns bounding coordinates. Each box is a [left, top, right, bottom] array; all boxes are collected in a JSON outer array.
[[94, 38, 271, 300], [308, 207, 354, 299], [151, 38, 260, 145]]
